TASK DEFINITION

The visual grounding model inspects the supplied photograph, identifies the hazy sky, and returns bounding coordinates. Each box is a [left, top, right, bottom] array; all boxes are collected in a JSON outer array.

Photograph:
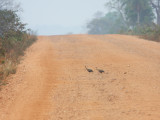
[[19, 0, 107, 35]]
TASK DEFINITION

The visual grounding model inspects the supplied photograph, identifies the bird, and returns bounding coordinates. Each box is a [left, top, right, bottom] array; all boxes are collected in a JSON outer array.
[[85, 66, 93, 73], [96, 67, 105, 73]]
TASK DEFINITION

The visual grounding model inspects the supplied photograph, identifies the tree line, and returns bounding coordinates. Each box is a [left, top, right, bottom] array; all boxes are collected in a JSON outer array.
[[87, 0, 160, 41], [0, 0, 37, 81]]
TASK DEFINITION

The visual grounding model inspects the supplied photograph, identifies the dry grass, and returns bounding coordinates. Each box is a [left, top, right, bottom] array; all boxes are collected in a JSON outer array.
[[0, 34, 37, 87], [0, 60, 16, 80]]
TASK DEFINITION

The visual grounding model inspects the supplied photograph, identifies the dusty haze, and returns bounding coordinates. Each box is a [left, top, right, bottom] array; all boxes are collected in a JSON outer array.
[[19, 0, 107, 35]]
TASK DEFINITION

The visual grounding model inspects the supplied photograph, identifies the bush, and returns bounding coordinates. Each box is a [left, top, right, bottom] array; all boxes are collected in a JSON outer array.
[[0, 9, 37, 84], [125, 24, 160, 42], [143, 25, 160, 42]]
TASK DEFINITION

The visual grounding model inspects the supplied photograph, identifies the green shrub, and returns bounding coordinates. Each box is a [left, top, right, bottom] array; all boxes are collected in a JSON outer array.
[[125, 24, 160, 42], [0, 9, 37, 85]]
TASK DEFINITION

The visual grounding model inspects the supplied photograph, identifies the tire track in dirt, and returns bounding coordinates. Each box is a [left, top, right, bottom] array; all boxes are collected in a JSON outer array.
[[0, 36, 61, 120]]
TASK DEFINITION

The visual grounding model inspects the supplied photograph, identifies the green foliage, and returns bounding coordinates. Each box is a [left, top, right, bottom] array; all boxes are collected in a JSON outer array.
[[0, 9, 37, 82], [141, 25, 160, 42], [86, 0, 160, 41], [0, 10, 25, 37], [124, 0, 154, 26], [125, 24, 160, 42], [89, 0, 155, 35], [87, 12, 128, 34], [0, 10, 36, 59], [105, 0, 155, 27]]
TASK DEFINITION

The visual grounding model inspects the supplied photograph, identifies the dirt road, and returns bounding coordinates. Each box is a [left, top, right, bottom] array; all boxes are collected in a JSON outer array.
[[0, 34, 160, 120]]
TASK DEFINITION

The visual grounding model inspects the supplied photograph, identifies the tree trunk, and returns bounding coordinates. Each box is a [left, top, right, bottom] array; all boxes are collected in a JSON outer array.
[[137, 5, 140, 25], [150, 0, 160, 26], [157, 9, 160, 26], [137, 12, 140, 25]]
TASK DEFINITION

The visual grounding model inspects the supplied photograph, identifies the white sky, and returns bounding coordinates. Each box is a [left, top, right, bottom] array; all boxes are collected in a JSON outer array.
[[18, 0, 107, 35]]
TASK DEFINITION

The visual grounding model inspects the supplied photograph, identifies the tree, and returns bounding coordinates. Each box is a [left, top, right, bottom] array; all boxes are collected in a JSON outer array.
[[105, 0, 127, 26], [150, 0, 160, 25], [124, 0, 154, 26], [106, 0, 154, 27], [0, 0, 13, 9], [0, 0, 21, 11], [0, 10, 26, 37], [87, 12, 127, 34], [0, 9, 27, 55]]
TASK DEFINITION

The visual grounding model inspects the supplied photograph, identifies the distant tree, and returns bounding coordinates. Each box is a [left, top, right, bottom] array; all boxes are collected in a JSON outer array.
[[150, 0, 160, 25], [106, 0, 154, 27], [124, 0, 154, 26], [87, 12, 127, 34], [105, 0, 127, 26]]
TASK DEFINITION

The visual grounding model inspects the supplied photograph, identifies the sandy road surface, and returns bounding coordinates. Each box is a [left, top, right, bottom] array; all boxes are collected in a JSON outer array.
[[0, 34, 160, 120]]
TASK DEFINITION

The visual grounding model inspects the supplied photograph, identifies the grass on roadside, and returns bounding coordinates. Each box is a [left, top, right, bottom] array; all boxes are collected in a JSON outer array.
[[0, 34, 37, 87]]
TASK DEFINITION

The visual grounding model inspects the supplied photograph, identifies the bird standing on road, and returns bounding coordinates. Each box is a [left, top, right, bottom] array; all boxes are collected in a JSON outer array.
[[85, 66, 93, 73], [96, 67, 105, 73]]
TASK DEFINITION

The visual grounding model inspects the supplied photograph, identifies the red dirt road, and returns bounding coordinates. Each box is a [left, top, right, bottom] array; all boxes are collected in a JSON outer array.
[[0, 35, 160, 120]]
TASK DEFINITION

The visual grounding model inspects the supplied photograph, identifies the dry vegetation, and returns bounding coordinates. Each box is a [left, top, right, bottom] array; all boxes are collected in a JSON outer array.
[[0, 34, 37, 84], [0, 10, 37, 85]]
